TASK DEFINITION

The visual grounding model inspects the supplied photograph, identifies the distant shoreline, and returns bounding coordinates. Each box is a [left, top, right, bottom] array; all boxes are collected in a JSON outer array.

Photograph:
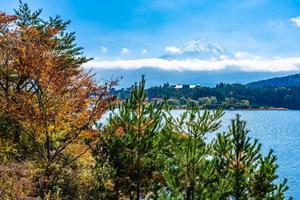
[[170, 106, 289, 111]]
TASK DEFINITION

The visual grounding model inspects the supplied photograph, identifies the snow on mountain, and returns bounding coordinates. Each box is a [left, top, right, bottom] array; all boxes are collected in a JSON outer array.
[[161, 38, 234, 60]]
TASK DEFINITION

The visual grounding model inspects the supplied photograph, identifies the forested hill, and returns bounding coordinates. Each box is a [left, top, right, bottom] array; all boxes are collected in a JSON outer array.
[[114, 82, 300, 109], [247, 74, 300, 87]]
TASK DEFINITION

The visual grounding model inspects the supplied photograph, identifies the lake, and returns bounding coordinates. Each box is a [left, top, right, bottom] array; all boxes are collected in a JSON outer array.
[[171, 110, 300, 198]]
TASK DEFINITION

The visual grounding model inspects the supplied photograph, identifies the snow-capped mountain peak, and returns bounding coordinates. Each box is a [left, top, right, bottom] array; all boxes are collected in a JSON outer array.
[[161, 38, 234, 60]]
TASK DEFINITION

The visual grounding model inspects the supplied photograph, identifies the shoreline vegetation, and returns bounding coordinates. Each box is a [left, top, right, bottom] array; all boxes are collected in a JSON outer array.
[[114, 82, 300, 110], [0, 2, 292, 199], [142, 99, 289, 110], [170, 106, 289, 110], [117, 98, 290, 111]]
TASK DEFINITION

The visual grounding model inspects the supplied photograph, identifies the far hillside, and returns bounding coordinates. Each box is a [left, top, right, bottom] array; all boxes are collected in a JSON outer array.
[[247, 74, 300, 87]]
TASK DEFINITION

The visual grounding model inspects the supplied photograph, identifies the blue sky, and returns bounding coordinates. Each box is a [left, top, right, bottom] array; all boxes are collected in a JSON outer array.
[[2, 0, 300, 59]]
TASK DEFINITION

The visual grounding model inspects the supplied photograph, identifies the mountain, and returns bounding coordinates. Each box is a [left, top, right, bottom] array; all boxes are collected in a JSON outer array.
[[160, 38, 234, 60], [247, 74, 300, 87]]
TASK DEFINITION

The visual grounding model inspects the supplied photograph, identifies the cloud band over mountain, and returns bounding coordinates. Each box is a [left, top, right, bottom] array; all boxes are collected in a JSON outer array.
[[84, 57, 300, 72], [85, 39, 300, 73]]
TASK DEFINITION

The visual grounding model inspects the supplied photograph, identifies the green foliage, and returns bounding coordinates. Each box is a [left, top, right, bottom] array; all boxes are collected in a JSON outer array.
[[114, 83, 300, 109], [94, 77, 290, 200], [212, 115, 289, 199], [93, 76, 165, 199], [163, 107, 224, 200]]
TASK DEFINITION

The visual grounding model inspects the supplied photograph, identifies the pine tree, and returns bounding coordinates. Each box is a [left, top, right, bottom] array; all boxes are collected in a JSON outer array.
[[94, 76, 165, 199], [163, 106, 224, 200], [213, 114, 289, 199]]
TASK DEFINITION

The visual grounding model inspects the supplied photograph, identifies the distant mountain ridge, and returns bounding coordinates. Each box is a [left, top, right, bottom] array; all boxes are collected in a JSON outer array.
[[160, 38, 234, 60], [247, 74, 300, 87]]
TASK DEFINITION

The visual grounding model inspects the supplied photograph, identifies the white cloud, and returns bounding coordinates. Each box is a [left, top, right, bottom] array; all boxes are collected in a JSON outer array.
[[141, 49, 148, 54], [290, 17, 300, 28], [101, 46, 107, 53], [83, 57, 300, 72], [121, 48, 130, 55], [165, 46, 181, 54]]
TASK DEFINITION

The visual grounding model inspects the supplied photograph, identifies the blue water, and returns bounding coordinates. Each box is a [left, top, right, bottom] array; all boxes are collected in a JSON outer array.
[[171, 110, 300, 198]]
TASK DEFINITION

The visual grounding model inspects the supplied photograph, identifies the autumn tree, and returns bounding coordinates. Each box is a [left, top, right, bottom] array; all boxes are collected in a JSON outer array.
[[0, 2, 115, 198]]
